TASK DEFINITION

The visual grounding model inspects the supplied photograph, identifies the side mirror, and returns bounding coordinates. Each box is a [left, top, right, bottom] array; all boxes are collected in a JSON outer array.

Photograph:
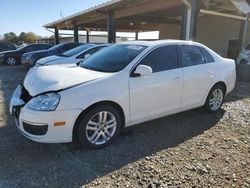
[[84, 54, 91, 59], [132, 65, 152, 77]]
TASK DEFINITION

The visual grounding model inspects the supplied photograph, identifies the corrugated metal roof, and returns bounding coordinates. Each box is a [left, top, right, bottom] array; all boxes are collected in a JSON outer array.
[[44, 0, 122, 28]]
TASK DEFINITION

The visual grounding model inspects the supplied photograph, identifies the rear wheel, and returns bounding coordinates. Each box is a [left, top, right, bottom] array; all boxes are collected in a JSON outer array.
[[5, 57, 17, 66], [205, 85, 225, 113], [76, 105, 122, 149]]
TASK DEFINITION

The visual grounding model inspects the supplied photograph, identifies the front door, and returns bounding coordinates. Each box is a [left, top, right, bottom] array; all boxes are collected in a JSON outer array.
[[129, 45, 183, 123]]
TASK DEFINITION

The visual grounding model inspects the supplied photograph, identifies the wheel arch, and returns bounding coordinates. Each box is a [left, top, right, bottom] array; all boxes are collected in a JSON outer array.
[[72, 100, 125, 143], [212, 81, 227, 95]]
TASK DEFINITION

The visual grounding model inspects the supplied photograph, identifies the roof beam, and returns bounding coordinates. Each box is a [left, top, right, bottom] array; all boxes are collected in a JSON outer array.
[[115, 0, 182, 19], [200, 9, 250, 20]]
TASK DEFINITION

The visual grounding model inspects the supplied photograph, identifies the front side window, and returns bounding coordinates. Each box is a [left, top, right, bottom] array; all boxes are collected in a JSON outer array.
[[139, 45, 178, 73], [81, 44, 146, 72], [181, 45, 206, 67]]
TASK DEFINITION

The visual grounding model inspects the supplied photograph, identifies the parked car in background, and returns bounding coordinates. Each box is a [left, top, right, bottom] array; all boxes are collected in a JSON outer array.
[[21, 42, 82, 67], [0, 43, 52, 65], [236, 43, 250, 65], [0, 41, 16, 52], [36, 44, 111, 66], [10, 40, 236, 148]]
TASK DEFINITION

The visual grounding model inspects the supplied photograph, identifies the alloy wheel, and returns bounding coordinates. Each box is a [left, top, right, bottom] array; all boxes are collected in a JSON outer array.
[[85, 111, 117, 145], [209, 88, 223, 111], [6, 57, 16, 66]]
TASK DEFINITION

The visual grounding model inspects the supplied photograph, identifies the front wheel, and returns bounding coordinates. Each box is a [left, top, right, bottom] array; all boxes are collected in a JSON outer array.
[[5, 57, 17, 66], [240, 59, 247, 64], [205, 85, 225, 113], [76, 105, 122, 149]]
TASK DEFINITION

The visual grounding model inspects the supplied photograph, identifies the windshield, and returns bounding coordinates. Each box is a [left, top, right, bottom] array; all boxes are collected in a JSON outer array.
[[62, 44, 94, 57], [81, 44, 146, 72]]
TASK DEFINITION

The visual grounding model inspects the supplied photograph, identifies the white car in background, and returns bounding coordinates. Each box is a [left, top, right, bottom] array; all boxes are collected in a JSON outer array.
[[10, 40, 236, 149], [36, 44, 110, 66], [237, 43, 250, 65]]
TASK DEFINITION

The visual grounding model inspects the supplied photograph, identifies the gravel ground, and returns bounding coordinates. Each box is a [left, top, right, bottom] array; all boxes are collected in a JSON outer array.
[[0, 65, 249, 188]]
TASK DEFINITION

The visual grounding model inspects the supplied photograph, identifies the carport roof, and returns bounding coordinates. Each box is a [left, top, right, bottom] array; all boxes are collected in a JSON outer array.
[[44, 0, 249, 32]]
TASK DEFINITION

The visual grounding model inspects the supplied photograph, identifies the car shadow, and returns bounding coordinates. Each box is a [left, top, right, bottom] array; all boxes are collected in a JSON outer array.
[[0, 65, 229, 187], [224, 81, 250, 103]]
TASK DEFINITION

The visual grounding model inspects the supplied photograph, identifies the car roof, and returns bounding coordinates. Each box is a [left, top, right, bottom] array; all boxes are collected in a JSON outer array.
[[119, 40, 203, 47]]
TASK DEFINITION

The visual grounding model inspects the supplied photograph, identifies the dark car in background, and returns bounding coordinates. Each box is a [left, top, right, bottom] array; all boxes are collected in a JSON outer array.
[[36, 43, 111, 66], [21, 42, 82, 67], [0, 43, 52, 65], [0, 41, 16, 52]]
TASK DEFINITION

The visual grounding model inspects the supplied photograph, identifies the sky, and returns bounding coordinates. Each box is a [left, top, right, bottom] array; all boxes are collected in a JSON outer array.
[[0, 0, 158, 39]]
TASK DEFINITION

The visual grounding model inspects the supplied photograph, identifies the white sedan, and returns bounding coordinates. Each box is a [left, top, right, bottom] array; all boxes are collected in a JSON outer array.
[[10, 40, 236, 149], [36, 44, 110, 66]]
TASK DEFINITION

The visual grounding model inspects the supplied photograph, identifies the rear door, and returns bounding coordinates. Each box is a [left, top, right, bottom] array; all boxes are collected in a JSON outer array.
[[129, 45, 183, 123], [180, 45, 215, 109]]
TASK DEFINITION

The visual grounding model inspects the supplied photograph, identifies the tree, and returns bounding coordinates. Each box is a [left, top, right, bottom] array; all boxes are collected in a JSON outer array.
[[24, 32, 38, 43], [18, 32, 26, 44], [4, 32, 18, 44]]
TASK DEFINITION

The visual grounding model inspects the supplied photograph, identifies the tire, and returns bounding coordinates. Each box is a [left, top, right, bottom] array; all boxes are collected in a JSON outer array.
[[76, 105, 122, 149], [204, 85, 225, 113], [5, 56, 17, 66], [240, 59, 247, 65]]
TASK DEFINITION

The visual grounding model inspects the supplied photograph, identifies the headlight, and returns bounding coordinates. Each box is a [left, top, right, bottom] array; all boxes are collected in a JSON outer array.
[[0, 53, 5, 58], [27, 93, 60, 111]]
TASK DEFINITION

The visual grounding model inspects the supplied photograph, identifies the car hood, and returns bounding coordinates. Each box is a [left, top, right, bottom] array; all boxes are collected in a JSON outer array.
[[24, 64, 112, 96], [0, 49, 18, 55], [36, 55, 64, 65]]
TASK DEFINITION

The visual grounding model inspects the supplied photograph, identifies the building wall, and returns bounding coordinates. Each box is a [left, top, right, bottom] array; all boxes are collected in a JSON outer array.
[[159, 14, 250, 57], [37, 35, 127, 44], [59, 36, 126, 43], [196, 15, 240, 56], [159, 24, 180, 39]]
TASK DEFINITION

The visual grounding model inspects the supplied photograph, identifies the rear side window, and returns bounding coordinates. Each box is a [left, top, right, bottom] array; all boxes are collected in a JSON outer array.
[[181, 45, 206, 67], [199, 47, 214, 63], [139, 45, 178, 73]]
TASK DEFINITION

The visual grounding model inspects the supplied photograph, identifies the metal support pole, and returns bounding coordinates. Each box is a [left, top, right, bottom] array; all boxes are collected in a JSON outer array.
[[181, 0, 191, 40], [54, 28, 59, 44], [74, 26, 79, 43], [86, 30, 90, 43], [107, 11, 116, 43], [239, 13, 250, 51], [180, 5, 188, 40], [135, 31, 139, 40], [190, 0, 200, 41]]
